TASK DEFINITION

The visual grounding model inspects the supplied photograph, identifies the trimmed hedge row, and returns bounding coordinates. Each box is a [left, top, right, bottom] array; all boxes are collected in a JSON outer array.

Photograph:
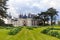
[[26, 27, 33, 30], [41, 28, 53, 34], [8, 27, 22, 35], [48, 31, 60, 38], [41, 28, 60, 39], [26, 27, 37, 30], [42, 28, 60, 34]]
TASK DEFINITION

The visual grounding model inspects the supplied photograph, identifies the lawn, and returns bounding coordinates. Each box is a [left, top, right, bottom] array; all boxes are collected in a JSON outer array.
[[0, 26, 60, 40]]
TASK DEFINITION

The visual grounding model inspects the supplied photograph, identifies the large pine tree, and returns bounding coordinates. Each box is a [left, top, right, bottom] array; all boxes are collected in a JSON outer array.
[[0, 0, 8, 18], [0, 0, 8, 26]]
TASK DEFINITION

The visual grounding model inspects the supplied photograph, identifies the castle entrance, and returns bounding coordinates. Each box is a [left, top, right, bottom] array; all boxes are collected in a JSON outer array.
[[23, 20, 27, 26]]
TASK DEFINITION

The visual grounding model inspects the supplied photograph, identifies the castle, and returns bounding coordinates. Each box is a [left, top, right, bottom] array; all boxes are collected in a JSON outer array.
[[4, 13, 58, 26], [6, 14, 38, 26]]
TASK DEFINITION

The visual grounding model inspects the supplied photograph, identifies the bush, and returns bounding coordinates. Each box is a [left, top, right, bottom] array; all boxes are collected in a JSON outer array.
[[42, 27, 60, 39], [8, 27, 22, 35], [0, 19, 5, 26], [57, 33, 60, 38], [26, 27, 33, 30], [47, 31, 60, 39], [48, 31, 59, 37], [41, 28, 51, 34], [4, 24, 13, 27], [5, 27, 14, 29]]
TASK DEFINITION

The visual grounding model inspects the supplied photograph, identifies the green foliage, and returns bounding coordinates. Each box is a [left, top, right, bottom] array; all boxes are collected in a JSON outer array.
[[41, 28, 50, 34], [41, 28, 60, 34], [8, 27, 22, 35], [4, 24, 13, 27], [58, 21, 60, 25], [0, 19, 14, 27], [0, 19, 5, 26], [48, 31, 59, 37], [42, 27, 60, 39], [26, 27, 33, 30], [26, 26, 38, 30], [47, 31, 60, 39], [33, 8, 58, 26], [0, 26, 59, 40], [0, 0, 8, 18], [47, 8, 58, 25]]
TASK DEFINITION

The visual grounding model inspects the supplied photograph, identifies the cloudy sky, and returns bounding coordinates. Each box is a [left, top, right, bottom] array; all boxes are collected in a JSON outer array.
[[7, 0, 60, 19]]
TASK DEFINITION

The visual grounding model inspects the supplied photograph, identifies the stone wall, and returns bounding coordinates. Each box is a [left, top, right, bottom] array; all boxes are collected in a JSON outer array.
[[6, 18, 38, 26]]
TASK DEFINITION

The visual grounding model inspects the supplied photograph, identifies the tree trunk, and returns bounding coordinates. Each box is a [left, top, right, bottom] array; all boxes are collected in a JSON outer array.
[[43, 20, 45, 26], [51, 16, 53, 25], [47, 21, 48, 24], [43, 16, 45, 26]]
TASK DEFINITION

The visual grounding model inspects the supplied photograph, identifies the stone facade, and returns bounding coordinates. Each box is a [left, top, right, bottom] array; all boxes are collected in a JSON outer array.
[[7, 18, 38, 26]]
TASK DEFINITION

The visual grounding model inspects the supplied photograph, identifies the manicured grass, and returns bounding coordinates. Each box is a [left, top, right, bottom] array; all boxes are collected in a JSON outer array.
[[0, 27, 60, 40]]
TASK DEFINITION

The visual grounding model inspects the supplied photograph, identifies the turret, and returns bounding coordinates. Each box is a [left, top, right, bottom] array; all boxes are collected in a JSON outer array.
[[28, 13, 31, 18], [19, 14, 23, 18], [23, 14, 27, 18]]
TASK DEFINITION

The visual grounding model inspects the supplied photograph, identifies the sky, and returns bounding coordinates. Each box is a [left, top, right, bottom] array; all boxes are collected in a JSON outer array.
[[7, 0, 60, 20]]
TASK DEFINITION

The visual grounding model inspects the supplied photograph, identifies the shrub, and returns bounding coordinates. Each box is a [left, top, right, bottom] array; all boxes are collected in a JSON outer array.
[[48, 31, 59, 37], [41, 28, 50, 34], [47, 31, 60, 39], [5, 27, 14, 29], [4, 24, 13, 27], [26, 27, 33, 30], [8, 27, 22, 35], [42, 28, 60, 34], [42, 27, 60, 39], [0, 19, 5, 26], [57, 33, 60, 38]]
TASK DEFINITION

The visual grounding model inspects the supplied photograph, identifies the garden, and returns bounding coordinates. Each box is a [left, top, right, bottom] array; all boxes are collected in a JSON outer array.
[[0, 26, 60, 40]]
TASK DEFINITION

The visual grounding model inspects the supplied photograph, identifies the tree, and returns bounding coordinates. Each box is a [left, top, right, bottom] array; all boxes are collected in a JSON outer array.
[[0, 0, 8, 18], [0, 19, 5, 26], [0, 0, 8, 26], [46, 8, 58, 25], [33, 12, 49, 26], [38, 12, 49, 25], [33, 7, 58, 26]]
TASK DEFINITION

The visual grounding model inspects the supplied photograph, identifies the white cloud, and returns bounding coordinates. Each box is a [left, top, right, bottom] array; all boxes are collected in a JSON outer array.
[[7, 5, 19, 18], [7, 0, 60, 18]]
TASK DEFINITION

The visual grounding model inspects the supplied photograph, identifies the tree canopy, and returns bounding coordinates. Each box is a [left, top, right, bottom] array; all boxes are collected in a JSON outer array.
[[0, 0, 8, 18], [34, 7, 58, 26]]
